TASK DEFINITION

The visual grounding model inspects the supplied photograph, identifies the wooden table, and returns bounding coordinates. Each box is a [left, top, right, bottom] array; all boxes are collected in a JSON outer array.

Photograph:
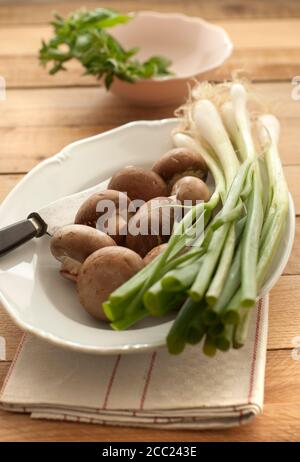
[[0, 0, 300, 442]]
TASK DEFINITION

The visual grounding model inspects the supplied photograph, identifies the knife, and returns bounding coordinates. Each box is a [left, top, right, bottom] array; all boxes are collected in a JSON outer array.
[[0, 178, 109, 257]]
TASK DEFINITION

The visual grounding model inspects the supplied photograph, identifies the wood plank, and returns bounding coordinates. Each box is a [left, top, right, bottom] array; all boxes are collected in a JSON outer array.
[[1, 1, 300, 27], [0, 362, 10, 386], [285, 217, 300, 275], [0, 87, 178, 128], [284, 165, 300, 216], [265, 350, 300, 405], [1, 84, 298, 131], [0, 175, 24, 202], [268, 276, 300, 350], [0, 350, 300, 441], [0, 118, 299, 174], [0, 127, 106, 172], [2, 21, 300, 56], [1, 21, 300, 88], [0, 406, 295, 442], [221, 19, 300, 50], [3, 48, 300, 89], [1, 57, 95, 89]]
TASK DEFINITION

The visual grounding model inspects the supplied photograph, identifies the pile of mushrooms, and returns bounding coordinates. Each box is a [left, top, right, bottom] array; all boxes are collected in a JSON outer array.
[[50, 147, 210, 322]]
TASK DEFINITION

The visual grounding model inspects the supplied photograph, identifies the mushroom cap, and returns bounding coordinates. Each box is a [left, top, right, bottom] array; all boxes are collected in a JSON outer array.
[[108, 166, 168, 202], [172, 176, 211, 204], [51, 224, 116, 263], [77, 246, 144, 320], [75, 190, 131, 244], [126, 197, 174, 257], [75, 190, 131, 228], [143, 243, 168, 265], [50, 224, 116, 281], [152, 148, 208, 190]]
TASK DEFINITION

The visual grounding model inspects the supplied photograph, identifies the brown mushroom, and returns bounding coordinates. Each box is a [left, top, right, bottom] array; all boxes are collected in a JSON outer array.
[[77, 246, 144, 321], [126, 197, 175, 257], [152, 147, 208, 192], [143, 243, 168, 265], [50, 224, 116, 281], [108, 166, 168, 202], [75, 190, 131, 245], [171, 176, 211, 204]]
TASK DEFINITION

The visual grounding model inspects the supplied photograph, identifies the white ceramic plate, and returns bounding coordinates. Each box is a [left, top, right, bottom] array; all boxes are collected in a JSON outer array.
[[0, 119, 295, 354]]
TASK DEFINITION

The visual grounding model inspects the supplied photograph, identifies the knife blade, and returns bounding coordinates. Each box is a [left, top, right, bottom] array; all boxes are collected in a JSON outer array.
[[0, 178, 109, 257]]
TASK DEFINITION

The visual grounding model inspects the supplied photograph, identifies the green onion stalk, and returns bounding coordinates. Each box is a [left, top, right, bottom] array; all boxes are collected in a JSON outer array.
[[231, 114, 289, 347], [106, 197, 218, 328], [102, 81, 289, 357]]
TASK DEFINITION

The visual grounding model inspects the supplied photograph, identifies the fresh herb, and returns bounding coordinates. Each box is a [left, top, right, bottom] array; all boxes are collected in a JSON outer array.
[[39, 8, 173, 88]]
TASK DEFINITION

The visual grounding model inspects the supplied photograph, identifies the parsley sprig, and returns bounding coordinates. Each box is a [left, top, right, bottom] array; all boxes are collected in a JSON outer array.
[[39, 8, 173, 89]]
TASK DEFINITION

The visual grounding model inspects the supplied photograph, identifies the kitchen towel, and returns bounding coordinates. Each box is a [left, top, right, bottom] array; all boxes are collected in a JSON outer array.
[[0, 296, 268, 429]]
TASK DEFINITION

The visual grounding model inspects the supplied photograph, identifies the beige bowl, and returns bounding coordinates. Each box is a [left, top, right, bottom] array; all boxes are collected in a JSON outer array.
[[109, 11, 233, 106]]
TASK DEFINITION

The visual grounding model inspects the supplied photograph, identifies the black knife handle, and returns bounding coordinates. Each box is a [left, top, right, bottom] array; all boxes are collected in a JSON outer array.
[[0, 212, 47, 257]]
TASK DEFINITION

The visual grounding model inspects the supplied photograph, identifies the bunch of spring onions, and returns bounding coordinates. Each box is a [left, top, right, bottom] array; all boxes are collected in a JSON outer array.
[[103, 81, 289, 356]]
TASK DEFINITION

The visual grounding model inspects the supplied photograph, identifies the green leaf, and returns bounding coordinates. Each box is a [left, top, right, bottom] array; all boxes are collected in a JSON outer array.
[[104, 72, 114, 89], [126, 47, 139, 58], [74, 34, 92, 51], [38, 8, 172, 88], [96, 14, 132, 29]]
